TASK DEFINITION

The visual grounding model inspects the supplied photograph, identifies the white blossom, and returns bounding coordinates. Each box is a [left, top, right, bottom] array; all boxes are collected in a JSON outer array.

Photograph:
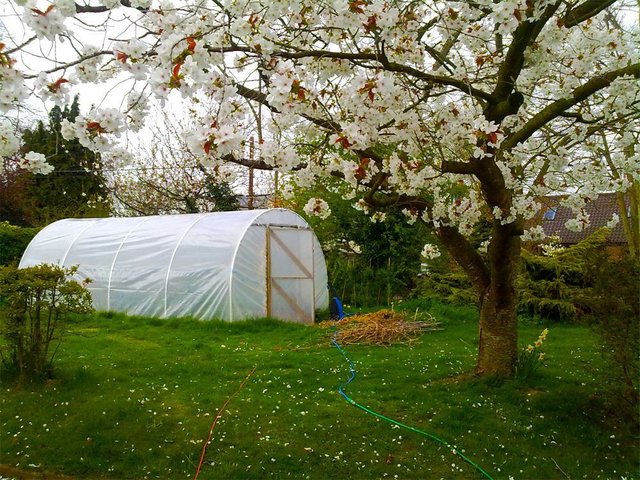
[[347, 240, 362, 254], [606, 213, 620, 230], [370, 211, 386, 223], [421, 243, 441, 260], [564, 218, 583, 233], [401, 208, 418, 225], [21, 151, 54, 174], [54, 0, 75, 17], [0, 121, 21, 157], [24, 4, 67, 40], [303, 198, 331, 219], [0, 64, 29, 112], [213, 124, 243, 155], [522, 226, 546, 242], [541, 237, 565, 257]]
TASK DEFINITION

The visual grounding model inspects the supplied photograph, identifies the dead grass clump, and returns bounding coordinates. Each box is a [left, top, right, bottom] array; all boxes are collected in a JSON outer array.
[[319, 309, 440, 346]]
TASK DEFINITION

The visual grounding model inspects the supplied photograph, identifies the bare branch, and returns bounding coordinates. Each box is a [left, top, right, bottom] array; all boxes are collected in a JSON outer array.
[[437, 225, 490, 294], [21, 50, 113, 78], [6, 35, 37, 55]]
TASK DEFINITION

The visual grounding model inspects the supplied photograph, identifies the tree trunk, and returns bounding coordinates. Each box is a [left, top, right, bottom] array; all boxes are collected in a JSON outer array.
[[436, 219, 521, 378], [477, 289, 518, 376], [476, 222, 521, 377]]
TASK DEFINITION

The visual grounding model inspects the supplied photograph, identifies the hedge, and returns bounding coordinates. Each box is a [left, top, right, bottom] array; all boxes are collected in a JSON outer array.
[[0, 222, 40, 266]]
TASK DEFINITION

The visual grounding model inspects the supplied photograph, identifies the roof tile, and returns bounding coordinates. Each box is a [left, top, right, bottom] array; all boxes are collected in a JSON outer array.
[[535, 193, 628, 244]]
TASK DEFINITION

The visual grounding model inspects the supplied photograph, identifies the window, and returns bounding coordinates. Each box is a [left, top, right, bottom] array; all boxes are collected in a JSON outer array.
[[543, 208, 557, 220]]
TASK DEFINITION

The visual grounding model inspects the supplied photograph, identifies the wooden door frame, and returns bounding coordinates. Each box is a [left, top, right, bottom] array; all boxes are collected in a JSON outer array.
[[266, 226, 315, 323]]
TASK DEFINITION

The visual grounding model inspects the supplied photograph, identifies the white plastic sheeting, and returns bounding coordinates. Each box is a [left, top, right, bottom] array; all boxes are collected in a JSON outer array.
[[19, 209, 329, 324]]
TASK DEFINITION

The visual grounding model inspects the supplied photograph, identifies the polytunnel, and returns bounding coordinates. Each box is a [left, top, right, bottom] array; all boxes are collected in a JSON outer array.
[[19, 209, 329, 324]]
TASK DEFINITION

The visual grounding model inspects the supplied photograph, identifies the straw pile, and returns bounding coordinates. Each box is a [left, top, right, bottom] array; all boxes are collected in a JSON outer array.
[[320, 309, 440, 346]]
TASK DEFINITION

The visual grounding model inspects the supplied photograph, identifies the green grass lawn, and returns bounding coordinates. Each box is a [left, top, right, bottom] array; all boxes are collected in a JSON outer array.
[[1, 301, 638, 479]]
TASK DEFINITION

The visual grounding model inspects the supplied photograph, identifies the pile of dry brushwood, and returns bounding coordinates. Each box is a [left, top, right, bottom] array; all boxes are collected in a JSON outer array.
[[320, 309, 441, 346]]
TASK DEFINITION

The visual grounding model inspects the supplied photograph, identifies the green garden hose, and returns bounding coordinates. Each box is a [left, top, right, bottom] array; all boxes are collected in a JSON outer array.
[[331, 333, 494, 480]]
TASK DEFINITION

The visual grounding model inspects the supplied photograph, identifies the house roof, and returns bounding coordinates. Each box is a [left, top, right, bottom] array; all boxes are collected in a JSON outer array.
[[536, 192, 628, 245]]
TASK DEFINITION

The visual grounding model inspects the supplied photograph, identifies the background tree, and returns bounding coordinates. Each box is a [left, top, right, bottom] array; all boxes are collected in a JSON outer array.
[[2, 0, 639, 378], [585, 246, 639, 427], [599, 130, 639, 260], [283, 176, 434, 306], [1, 97, 110, 226], [0, 156, 32, 226], [108, 113, 240, 215]]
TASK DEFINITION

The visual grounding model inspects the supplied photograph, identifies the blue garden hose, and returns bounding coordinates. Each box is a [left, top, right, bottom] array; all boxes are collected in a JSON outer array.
[[331, 330, 494, 479]]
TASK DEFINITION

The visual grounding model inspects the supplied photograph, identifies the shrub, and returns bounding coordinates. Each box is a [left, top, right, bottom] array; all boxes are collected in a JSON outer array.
[[0, 264, 94, 383], [328, 256, 417, 307], [584, 255, 639, 427], [0, 222, 40, 266], [414, 269, 477, 306], [413, 229, 613, 323], [517, 229, 610, 322]]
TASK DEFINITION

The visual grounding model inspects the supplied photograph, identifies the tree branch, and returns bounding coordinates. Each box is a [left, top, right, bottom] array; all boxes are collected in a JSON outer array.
[[220, 153, 281, 171], [234, 83, 273, 108], [382, 60, 492, 101], [270, 49, 492, 102], [74, 3, 110, 13], [22, 50, 114, 78], [492, 1, 561, 102], [502, 62, 640, 150], [559, 111, 603, 124], [422, 44, 455, 74], [562, 0, 618, 28], [416, 17, 439, 43], [362, 172, 395, 207], [6, 35, 37, 55], [437, 225, 490, 295], [441, 160, 478, 175], [75, 0, 148, 14], [234, 83, 343, 132]]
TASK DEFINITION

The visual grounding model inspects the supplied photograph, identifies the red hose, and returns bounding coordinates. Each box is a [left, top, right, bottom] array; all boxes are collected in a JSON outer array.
[[193, 365, 257, 480]]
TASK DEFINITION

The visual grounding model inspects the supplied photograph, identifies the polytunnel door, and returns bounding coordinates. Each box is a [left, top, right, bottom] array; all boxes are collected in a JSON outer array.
[[267, 227, 315, 324]]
